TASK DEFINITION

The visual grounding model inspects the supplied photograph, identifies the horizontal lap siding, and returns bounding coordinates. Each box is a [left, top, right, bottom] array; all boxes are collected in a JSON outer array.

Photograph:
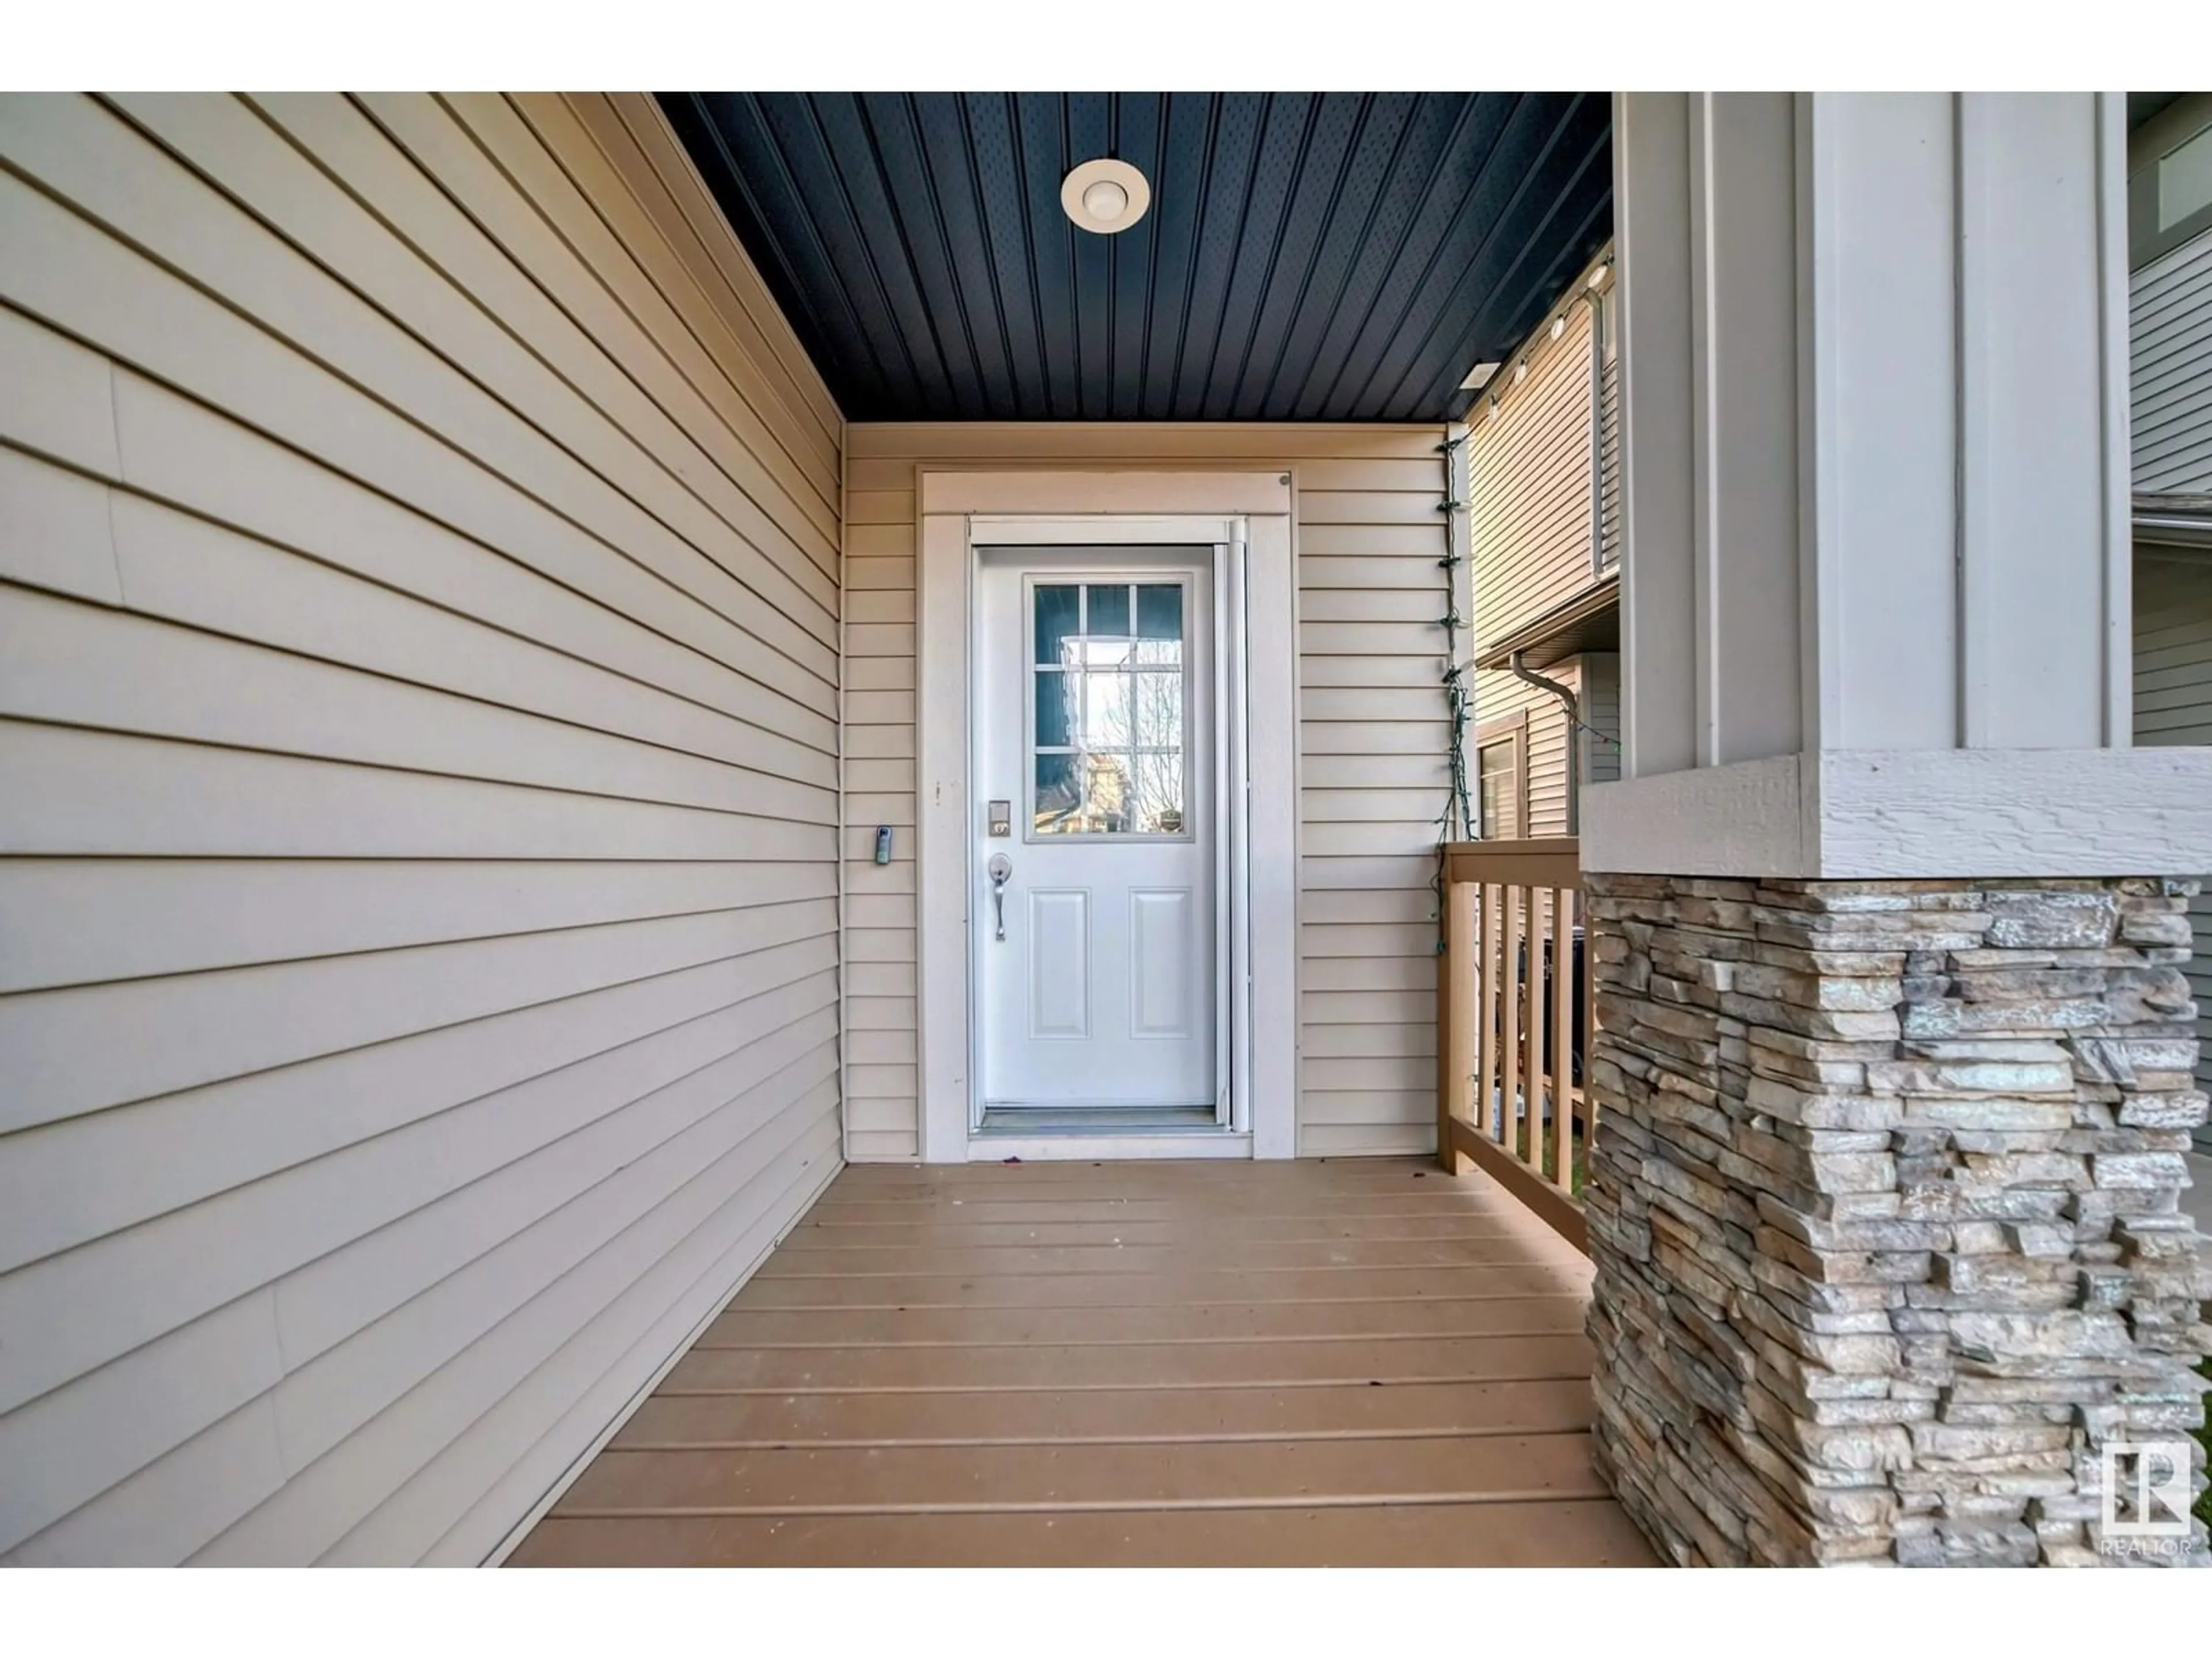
[[1599, 353, 1622, 569], [0, 93, 844, 1565], [842, 479, 919, 1160], [2131, 228, 2212, 494], [2130, 223, 2211, 1137], [1471, 297, 1600, 647], [1469, 270, 1611, 840], [1474, 664, 1578, 839], [1581, 654, 1623, 786], [1472, 650, 1613, 837], [843, 425, 1452, 1159], [2133, 554, 2212, 1118]]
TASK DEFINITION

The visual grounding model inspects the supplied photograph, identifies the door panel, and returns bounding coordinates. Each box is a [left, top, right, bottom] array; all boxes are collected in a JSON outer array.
[[1129, 888, 1195, 1039], [976, 549, 1217, 1113], [1028, 888, 1092, 1039]]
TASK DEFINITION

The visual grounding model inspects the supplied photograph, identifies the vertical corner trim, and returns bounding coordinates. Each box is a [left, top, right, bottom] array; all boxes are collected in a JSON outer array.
[[1794, 92, 1843, 753], [1686, 93, 1722, 770], [2093, 90, 2134, 748], [1952, 92, 1994, 751]]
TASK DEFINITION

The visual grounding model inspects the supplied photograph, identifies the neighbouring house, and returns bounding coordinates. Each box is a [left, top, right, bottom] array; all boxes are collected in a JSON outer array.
[[1466, 244, 1621, 838], [0, 90, 2204, 1570], [1463, 101, 2212, 1151], [2129, 92, 2212, 1147]]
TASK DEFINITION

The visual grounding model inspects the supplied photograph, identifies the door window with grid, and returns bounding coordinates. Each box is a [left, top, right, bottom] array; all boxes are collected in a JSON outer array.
[[1029, 580, 1190, 838]]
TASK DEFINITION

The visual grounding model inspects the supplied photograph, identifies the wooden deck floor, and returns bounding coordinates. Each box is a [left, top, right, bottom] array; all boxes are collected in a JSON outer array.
[[508, 1157, 1657, 1567]]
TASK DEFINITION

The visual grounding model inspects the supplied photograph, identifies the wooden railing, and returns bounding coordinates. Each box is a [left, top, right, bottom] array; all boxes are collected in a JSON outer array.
[[1435, 838, 1592, 1252]]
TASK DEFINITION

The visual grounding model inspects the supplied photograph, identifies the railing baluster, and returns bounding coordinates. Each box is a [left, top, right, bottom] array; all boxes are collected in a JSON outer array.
[[1435, 884, 1452, 1169], [1438, 873, 1475, 1173], [1522, 884, 1543, 1171], [1477, 881, 1498, 1142], [1500, 884, 1521, 1159], [1533, 885, 1548, 1175], [1513, 889, 1531, 1159], [1584, 885, 1599, 1150], [1553, 884, 1575, 1193]]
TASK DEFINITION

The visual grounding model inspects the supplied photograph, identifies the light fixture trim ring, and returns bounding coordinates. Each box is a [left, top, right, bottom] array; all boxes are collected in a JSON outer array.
[[1061, 157, 1152, 234]]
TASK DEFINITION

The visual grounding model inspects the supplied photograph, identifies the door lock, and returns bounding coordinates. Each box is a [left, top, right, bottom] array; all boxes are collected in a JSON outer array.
[[986, 852, 1012, 942]]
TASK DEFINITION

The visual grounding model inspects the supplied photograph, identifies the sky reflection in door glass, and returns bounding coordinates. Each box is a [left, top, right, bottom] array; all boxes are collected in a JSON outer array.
[[1136, 584, 1182, 646], [1034, 584, 1081, 666]]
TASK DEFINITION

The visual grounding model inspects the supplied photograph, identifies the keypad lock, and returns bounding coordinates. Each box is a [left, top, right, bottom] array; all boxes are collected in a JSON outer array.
[[987, 799, 1012, 838]]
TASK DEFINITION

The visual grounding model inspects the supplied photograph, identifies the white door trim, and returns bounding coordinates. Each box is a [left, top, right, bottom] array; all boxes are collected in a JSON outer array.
[[921, 471, 1293, 516], [916, 472, 1297, 1164]]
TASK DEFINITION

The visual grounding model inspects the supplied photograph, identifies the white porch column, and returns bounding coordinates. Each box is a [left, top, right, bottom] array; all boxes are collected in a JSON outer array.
[[1592, 92, 2212, 876], [1582, 94, 2211, 1568]]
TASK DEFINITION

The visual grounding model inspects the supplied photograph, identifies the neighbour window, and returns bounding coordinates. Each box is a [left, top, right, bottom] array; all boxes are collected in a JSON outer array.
[[1030, 580, 1189, 838], [2129, 95, 2212, 270], [1476, 721, 1524, 840], [2157, 122, 2212, 233]]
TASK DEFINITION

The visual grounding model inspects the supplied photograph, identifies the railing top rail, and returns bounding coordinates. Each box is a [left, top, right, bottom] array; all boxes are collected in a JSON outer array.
[[1444, 838, 1581, 888]]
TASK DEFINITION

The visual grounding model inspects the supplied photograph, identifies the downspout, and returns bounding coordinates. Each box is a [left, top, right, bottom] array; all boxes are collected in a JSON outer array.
[[1509, 650, 1582, 836]]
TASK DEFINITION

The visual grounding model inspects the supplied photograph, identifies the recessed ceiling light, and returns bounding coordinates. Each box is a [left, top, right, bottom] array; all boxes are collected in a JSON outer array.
[[1062, 158, 1151, 235], [1461, 362, 1501, 391]]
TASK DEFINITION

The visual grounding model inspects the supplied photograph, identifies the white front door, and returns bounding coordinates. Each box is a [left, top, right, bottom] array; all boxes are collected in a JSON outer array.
[[974, 549, 1218, 1119]]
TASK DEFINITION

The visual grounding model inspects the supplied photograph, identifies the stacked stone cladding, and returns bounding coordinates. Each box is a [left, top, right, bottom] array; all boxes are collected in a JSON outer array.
[[1583, 874, 2212, 1567]]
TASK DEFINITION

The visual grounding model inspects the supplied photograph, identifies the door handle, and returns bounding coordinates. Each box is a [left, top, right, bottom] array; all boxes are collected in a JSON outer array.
[[987, 853, 1012, 942]]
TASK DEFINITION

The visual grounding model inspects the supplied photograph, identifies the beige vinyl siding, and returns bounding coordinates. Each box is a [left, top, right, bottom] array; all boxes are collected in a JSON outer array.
[[841, 423, 1453, 1159], [1598, 343, 1622, 568], [1471, 291, 1603, 646], [2133, 553, 2212, 1117], [841, 473, 920, 1161], [0, 93, 844, 1565], [2132, 226, 2212, 493], [1473, 662, 1578, 839], [1468, 250, 1618, 820], [1471, 653, 1615, 838]]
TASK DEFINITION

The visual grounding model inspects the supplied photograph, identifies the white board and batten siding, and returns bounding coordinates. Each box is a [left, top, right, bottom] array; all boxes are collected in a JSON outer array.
[[841, 424, 1456, 1160], [0, 93, 846, 1565]]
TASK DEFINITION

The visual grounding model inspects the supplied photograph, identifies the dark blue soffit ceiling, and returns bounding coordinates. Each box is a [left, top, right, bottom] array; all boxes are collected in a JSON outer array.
[[661, 92, 1612, 423]]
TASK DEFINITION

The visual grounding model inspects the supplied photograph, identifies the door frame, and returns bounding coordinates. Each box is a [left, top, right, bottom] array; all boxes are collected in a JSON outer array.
[[915, 471, 1298, 1163], [976, 548, 1219, 1126]]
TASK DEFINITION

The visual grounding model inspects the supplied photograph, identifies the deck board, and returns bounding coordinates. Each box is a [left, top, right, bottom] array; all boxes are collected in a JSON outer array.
[[733, 1264, 1576, 1308], [508, 1157, 1657, 1566], [609, 1378, 1595, 1445], [695, 1294, 1587, 1345]]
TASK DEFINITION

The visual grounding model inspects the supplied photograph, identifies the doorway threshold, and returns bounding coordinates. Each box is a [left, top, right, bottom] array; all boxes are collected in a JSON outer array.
[[969, 1106, 1249, 1162], [977, 1105, 1222, 1135]]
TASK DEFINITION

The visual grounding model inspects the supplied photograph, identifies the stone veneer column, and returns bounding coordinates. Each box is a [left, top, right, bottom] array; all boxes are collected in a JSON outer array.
[[1582, 873, 2212, 1567]]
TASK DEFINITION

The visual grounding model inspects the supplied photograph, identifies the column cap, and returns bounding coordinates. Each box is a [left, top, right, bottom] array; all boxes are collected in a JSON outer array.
[[1585, 747, 2212, 878]]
